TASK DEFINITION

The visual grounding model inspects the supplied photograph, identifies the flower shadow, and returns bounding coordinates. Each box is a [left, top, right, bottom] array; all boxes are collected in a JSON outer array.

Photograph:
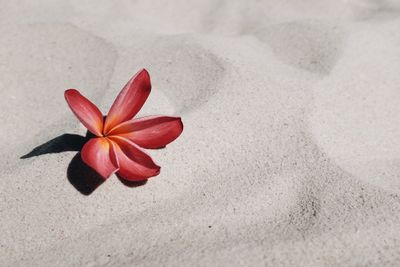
[[117, 175, 148, 187], [21, 131, 147, 195], [67, 152, 105, 195], [20, 133, 87, 158]]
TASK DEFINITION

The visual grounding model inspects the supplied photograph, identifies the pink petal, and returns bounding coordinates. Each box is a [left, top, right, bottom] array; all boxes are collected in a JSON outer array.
[[103, 69, 151, 134], [109, 136, 160, 181], [108, 116, 183, 149], [64, 89, 104, 136], [81, 137, 119, 179]]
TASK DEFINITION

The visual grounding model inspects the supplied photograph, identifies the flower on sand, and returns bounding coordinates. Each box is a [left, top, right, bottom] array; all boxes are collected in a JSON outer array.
[[65, 69, 183, 181]]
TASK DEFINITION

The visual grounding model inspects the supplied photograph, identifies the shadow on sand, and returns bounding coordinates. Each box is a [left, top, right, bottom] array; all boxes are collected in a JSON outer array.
[[21, 132, 147, 195]]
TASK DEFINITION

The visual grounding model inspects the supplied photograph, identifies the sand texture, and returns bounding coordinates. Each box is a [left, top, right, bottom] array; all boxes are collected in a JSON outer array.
[[1, 1, 400, 266]]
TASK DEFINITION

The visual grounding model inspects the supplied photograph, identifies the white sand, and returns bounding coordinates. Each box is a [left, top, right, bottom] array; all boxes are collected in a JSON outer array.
[[1, 0, 400, 266]]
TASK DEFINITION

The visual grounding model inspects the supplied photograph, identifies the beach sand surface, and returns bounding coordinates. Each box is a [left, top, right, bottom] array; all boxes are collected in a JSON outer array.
[[1, 1, 400, 266]]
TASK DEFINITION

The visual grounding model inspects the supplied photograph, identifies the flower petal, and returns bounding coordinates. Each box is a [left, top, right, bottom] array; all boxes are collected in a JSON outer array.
[[108, 116, 183, 149], [103, 69, 151, 134], [64, 89, 104, 136], [81, 137, 119, 179], [109, 136, 160, 181]]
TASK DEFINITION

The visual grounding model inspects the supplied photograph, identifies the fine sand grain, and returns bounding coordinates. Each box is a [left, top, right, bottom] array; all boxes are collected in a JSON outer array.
[[1, 1, 400, 266]]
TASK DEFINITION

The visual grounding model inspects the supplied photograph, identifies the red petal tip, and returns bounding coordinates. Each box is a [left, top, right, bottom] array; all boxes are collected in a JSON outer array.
[[64, 89, 104, 136], [103, 69, 152, 133], [110, 136, 161, 181]]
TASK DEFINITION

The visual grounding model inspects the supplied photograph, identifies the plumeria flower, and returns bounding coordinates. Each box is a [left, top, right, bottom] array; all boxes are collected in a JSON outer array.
[[64, 69, 183, 181]]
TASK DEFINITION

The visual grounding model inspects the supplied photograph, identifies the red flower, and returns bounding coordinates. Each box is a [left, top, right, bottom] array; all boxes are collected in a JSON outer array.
[[64, 69, 183, 181]]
